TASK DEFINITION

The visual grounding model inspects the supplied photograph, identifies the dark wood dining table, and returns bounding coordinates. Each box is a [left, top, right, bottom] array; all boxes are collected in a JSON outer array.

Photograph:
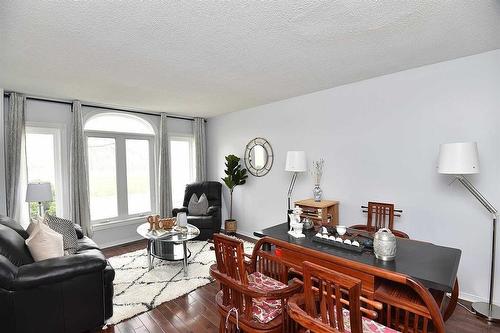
[[254, 222, 461, 322]]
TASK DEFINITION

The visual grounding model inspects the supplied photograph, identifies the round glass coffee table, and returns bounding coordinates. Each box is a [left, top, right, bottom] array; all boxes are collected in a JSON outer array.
[[136, 223, 200, 276]]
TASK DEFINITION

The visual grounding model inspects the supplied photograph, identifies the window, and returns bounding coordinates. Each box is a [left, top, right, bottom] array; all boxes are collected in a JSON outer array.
[[25, 126, 65, 219], [170, 136, 195, 208], [87, 137, 118, 220], [85, 113, 156, 223]]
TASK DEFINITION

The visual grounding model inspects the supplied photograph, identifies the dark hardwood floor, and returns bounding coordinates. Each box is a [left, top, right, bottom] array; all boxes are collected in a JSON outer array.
[[95, 240, 500, 333]]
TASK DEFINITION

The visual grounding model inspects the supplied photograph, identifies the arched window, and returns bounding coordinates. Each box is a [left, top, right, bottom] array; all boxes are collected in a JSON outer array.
[[85, 113, 156, 223], [85, 113, 155, 135]]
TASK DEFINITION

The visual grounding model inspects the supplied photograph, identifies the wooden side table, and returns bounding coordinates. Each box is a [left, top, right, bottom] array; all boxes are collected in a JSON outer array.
[[294, 199, 339, 227]]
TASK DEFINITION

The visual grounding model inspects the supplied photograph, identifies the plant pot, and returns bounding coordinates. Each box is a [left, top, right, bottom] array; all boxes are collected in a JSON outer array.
[[225, 219, 237, 235]]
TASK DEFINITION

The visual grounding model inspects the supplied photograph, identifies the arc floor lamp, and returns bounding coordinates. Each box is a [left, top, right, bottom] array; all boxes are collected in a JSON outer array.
[[285, 151, 307, 223], [438, 142, 499, 322]]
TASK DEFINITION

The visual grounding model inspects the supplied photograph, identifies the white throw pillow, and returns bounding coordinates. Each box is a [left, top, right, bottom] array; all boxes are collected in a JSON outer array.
[[26, 216, 48, 236], [188, 193, 209, 215], [25, 221, 64, 261]]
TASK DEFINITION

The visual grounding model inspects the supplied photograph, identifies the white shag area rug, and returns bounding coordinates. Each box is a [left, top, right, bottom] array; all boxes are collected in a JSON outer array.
[[107, 239, 254, 325]]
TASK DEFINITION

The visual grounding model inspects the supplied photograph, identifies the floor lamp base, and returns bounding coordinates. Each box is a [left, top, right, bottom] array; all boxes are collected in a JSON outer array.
[[472, 302, 500, 322]]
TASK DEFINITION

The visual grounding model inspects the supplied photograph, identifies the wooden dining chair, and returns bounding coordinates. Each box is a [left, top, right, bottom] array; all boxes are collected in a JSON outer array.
[[350, 202, 409, 239], [210, 233, 302, 333], [287, 261, 397, 333]]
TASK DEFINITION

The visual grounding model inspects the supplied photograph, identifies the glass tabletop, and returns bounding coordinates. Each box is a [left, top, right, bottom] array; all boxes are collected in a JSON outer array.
[[136, 223, 200, 242]]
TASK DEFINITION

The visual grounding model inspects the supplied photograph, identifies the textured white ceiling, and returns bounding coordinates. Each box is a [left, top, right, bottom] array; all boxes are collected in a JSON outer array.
[[1, 1, 500, 117]]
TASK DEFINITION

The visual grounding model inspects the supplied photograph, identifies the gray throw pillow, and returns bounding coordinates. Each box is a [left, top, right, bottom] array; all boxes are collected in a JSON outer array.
[[188, 193, 209, 215], [44, 214, 78, 255]]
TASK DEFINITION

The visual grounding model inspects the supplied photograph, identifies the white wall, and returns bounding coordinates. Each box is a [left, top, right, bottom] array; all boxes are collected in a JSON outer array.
[[1, 97, 194, 248], [207, 49, 500, 303]]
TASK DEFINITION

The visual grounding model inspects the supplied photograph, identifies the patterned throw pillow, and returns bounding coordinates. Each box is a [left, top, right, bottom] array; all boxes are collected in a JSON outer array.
[[187, 193, 209, 215], [44, 214, 78, 255]]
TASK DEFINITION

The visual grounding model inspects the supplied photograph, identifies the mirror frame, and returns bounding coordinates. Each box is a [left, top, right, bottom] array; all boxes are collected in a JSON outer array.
[[244, 137, 274, 177]]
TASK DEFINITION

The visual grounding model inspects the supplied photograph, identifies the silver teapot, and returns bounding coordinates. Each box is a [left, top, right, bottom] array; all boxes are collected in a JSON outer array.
[[302, 218, 314, 230], [373, 228, 397, 261]]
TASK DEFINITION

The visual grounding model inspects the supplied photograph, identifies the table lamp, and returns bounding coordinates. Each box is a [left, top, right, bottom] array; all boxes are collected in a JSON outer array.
[[438, 142, 499, 322], [26, 182, 53, 217], [285, 151, 307, 222]]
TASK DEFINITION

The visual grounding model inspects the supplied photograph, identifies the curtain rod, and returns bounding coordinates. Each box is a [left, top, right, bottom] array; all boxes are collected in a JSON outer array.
[[2, 92, 203, 122]]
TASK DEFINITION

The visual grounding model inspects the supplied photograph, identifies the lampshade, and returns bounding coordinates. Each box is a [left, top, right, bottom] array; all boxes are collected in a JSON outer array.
[[26, 183, 53, 202], [285, 151, 307, 172], [438, 142, 480, 174]]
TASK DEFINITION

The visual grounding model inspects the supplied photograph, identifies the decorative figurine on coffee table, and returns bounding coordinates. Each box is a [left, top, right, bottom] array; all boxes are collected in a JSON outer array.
[[147, 215, 161, 230]]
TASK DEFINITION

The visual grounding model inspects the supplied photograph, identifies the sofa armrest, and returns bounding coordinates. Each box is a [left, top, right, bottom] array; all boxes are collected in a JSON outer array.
[[206, 206, 220, 216], [172, 207, 188, 217], [14, 249, 107, 290], [74, 224, 84, 239]]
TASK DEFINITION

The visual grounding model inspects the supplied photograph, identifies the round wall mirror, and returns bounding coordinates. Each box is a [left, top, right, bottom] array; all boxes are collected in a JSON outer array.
[[244, 137, 273, 177]]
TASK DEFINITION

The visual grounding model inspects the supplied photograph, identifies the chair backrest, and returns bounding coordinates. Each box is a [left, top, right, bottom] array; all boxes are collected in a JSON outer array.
[[213, 233, 248, 283], [302, 261, 363, 333], [366, 202, 395, 231], [182, 181, 222, 208], [213, 233, 252, 319]]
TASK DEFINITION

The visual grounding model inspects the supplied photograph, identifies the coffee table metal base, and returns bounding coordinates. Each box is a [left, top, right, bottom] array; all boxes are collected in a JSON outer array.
[[147, 239, 191, 276]]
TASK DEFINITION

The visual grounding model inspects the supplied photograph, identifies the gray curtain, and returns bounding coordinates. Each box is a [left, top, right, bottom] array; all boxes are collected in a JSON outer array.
[[70, 101, 92, 237], [159, 113, 172, 217], [194, 117, 207, 182], [4, 93, 26, 221]]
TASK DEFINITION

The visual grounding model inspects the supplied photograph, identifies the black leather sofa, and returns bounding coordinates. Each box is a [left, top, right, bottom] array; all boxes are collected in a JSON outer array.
[[0, 215, 114, 333], [172, 181, 222, 240]]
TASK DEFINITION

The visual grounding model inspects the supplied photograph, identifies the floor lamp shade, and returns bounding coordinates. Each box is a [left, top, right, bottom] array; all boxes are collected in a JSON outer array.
[[26, 182, 53, 203], [438, 142, 480, 174], [285, 151, 307, 172]]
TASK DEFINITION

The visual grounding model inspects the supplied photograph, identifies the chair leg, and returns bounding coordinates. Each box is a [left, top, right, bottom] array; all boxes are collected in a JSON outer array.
[[219, 315, 225, 333], [443, 278, 459, 321]]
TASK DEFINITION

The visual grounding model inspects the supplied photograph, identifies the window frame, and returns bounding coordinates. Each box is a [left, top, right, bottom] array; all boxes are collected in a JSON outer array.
[[85, 116, 157, 225], [25, 122, 68, 218], [169, 134, 196, 208]]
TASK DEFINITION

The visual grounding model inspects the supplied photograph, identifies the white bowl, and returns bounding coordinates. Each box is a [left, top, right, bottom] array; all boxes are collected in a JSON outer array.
[[352, 240, 360, 247], [343, 239, 352, 245], [336, 237, 343, 243], [336, 226, 347, 236]]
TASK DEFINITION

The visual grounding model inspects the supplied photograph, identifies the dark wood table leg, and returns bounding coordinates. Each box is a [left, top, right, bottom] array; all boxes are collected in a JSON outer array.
[[443, 278, 459, 321]]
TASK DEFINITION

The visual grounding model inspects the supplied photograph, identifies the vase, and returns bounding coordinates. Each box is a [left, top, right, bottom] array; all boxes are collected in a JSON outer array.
[[313, 184, 322, 202]]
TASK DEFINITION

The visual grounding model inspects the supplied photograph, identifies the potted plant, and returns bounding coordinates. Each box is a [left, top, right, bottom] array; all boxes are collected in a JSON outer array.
[[221, 154, 248, 234]]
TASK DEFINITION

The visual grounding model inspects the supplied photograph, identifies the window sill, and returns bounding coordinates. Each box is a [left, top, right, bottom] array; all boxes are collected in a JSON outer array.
[[92, 216, 147, 231]]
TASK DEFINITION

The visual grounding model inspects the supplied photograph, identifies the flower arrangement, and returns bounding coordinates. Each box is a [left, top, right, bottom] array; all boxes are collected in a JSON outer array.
[[311, 158, 325, 185]]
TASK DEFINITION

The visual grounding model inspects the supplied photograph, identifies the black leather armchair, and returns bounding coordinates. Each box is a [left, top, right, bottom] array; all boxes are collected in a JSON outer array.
[[172, 181, 222, 240], [0, 215, 115, 333]]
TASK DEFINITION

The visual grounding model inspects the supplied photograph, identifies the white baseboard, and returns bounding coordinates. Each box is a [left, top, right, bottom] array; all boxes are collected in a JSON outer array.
[[236, 230, 260, 240], [98, 235, 143, 249], [458, 291, 497, 304]]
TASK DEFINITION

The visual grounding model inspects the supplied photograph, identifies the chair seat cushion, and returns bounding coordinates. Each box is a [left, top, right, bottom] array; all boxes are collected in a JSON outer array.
[[342, 308, 399, 333], [248, 271, 287, 324]]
